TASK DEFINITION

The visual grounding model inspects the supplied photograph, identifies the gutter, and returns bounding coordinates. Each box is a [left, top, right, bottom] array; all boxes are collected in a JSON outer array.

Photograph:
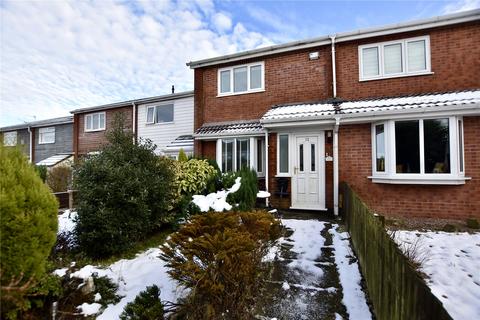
[[330, 35, 337, 98], [265, 129, 269, 207], [132, 102, 136, 142], [28, 126, 33, 163], [333, 117, 340, 217]]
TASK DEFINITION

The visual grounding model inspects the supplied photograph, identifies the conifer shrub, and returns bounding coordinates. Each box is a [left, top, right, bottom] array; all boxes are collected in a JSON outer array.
[[177, 148, 188, 162], [0, 145, 58, 319], [227, 167, 258, 211], [35, 165, 48, 182], [74, 116, 174, 258], [120, 285, 165, 320], [46, 164, 72, 192], [160, 210, 281, 319]]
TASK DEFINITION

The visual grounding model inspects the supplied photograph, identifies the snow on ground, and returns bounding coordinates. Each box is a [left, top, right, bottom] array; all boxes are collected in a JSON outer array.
[[330, 225, 372, 320], [393, 230, 480, 319], [192, 177, 241, 212], [69, 248, 182, 319], [77, 302, 102, 316], [257, 191, 271, 198]]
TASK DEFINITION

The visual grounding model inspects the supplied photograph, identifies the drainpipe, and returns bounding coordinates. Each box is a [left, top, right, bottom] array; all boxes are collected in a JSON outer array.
[[131, 102, 136, 143], [330, 35, 337, 98], [333, 116, 340, 217], [264, 129, 269, 207], [28, 126, 33, 163]]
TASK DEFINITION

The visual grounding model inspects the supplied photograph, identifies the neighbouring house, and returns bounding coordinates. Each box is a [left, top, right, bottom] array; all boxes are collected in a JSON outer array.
[[188, 9, 480, 219], [71, 90, 194, 158], [0, 116, 73, 166]]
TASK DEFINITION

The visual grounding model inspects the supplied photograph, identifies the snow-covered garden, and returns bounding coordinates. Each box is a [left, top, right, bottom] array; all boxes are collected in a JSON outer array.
[[392, 230, 480, 319]]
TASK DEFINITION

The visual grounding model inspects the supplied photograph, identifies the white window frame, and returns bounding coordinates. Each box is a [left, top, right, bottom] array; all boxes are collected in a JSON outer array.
[[359, 35, 431, 81], [276, 133, 291, 177], [216, 137, 264, 175], [85, 112, 106, 132], [145, 104, 174, 125], [217, 61, 265, 96], [3, 131, 17, 146], [38, 127, 55, 144], [370, 116, 467, 185]]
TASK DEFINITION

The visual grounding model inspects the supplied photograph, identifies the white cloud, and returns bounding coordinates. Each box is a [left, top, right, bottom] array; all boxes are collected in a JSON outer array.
[[212, 12, 232, 32], [0, 0, 274, 126], [443, 0, 480, 13]]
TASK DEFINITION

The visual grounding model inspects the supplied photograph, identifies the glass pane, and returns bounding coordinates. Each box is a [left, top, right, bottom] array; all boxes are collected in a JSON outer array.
[[458, 120, 464, 172], [384, 43, 402, 74], [299, 144, 304, 172], [311, 144, 316, 172], [257, 139, 264, 173], [375, 124, 385, 172], [93, 114, 99, 130], [233, 67, 248, 92], [424, 119, 450, 174], [395, 120, 420, 173], [156, 104, 174, 123], [362, 47, 379, 77], [4, 132, 17, 146], [99, 113, 105, 128], [250, 65, 262, 89], [236, 139, 250, 171], [86, 115, 92, 130], [222, 140, 234, 172], [279, 135, 289, 173], [147, 107, 154, 123], [408, 40, 426, 72], [220, 70, 230, 93]]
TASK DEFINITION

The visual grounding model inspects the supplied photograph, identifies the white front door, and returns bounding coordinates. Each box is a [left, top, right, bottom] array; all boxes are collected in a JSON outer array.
[[291, 133, 325, 210]]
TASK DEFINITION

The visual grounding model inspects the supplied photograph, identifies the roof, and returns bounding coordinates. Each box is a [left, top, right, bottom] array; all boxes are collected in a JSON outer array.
[[0, 116, 73, 132], [261, 90, 480, 124], [36, 154, 73, 167], [187, 9, 480, 68], [163, 135, 194, 153], [194, 120, 264, 138], [70, 90, 194, 114]]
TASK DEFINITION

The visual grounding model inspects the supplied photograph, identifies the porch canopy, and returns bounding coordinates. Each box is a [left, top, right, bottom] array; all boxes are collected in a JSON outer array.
[[194, 119, 264, 139], [36, 154, 73, 167], [261, 90, 480, 126]]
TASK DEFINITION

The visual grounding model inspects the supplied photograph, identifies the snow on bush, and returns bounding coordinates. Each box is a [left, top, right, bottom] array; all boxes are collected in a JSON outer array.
[[192, 177, 241, 212]]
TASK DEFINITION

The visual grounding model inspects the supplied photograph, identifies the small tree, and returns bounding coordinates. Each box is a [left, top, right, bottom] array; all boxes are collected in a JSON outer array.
[[74, 116, 174, 258], [46, 165, 72, 192], [0, 145, 58, 319], [120, 285, 165, 320], [227, 167, 258, 211], [177, 149, 188, 162]]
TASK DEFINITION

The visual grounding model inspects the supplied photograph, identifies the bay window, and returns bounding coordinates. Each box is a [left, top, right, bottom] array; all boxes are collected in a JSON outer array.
[[371, 116, 466, 184], [217, 137, 265, 175], [218, 62, 264, 96], [359, 36, 431, 81]]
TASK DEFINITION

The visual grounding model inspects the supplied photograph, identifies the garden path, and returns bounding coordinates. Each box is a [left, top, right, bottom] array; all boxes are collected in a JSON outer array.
[[256, 212, 372, 320]]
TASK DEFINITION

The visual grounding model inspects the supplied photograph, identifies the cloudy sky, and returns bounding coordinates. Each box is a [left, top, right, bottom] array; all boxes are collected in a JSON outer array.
[[0, 0, 478, 126]]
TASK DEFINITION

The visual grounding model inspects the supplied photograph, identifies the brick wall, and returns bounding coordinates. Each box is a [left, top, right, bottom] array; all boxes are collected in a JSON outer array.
[[336, 22, 480, 100], [338, 116, 480, 219], [75, 106, 133, 156]]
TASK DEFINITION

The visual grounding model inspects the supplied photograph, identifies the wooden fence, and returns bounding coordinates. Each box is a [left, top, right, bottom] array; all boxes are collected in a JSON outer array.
[[340, 183, 452, 320], [53, 190, 77, 209]]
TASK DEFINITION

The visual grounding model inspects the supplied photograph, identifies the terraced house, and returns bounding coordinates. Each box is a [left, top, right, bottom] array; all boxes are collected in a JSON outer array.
[[71, 90, 194, 159], [188, 10, 480, 219], [0, 116, 74, 167]]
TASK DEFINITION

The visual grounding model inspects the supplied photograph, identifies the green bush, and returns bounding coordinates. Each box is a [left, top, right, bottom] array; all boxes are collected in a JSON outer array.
[[74, 116, 174, 258], [227, 167, 258, 211], [0, 146, 58, 319], [35, 165, 47, 182], [46, 165, 72, 192], [173, 159, 217, 196], [160, 211, 281, 319], [178, 149, 188, 162], [120, 285, 164, 320]]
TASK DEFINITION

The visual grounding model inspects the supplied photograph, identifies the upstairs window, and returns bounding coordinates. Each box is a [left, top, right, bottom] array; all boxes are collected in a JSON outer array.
[[146, 104, 174, 124], [218, 62, 264, 96], [85, 112, 106, 132], [359, 36, 430, 81], [38, 127, 55, 144], [3, 131, 17, 146]]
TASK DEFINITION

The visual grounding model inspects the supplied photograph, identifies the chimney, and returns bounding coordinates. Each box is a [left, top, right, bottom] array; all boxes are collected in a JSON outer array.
[[171, 85, 175, 94]]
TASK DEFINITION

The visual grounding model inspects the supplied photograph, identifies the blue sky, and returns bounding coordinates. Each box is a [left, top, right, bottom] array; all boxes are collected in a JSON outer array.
[[1, 0, 478, 126]]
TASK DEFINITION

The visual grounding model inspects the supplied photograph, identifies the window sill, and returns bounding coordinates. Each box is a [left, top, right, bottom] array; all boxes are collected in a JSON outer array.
[[360, 71, 434, 82], [368, 175, 471, 185], [275, 174, 291, 178], [217, 89, 265, 97], [85, 129, 105, 133], [39, 141, 55, 145], [146, 121, 175, 126]]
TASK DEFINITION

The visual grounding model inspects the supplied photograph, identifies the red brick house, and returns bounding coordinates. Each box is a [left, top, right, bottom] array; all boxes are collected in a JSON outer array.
[[188, 10, 480, 219]]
